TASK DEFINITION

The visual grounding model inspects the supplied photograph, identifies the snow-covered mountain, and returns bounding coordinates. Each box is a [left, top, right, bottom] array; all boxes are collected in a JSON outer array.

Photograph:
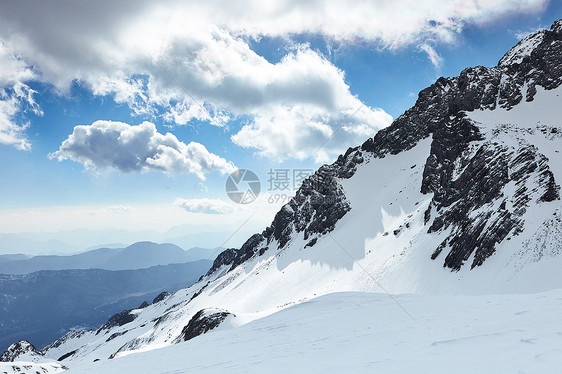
[[0, 241, 218, 274], [0, 341, 67, 374], [0, 254, 28, 263], [3, 19, 562, 374], [0, 260, 212, 351]]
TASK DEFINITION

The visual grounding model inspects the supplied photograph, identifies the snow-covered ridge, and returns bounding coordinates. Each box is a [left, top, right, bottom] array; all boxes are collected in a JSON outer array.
[[0, 340, 67, 374], [500, 19, 562, 67], [1, 341, 44, 363], [499, 29, 546, 66]]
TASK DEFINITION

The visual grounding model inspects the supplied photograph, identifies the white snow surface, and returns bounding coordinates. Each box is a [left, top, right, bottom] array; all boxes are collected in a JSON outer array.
[[65, 291, 562, 374], [0, 361, 66, 374]]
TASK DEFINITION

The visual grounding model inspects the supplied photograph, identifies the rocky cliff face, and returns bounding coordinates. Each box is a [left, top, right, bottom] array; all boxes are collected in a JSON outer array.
[[210, 20, 562, 273], [175, 309, 233, 342]]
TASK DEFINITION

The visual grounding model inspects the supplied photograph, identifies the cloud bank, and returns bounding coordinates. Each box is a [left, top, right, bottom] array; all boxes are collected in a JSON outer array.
[[50, 120, 236, 179], [175, 198, 234, 215], [0, 43, 42, 150], [0, 0, 548, 159]]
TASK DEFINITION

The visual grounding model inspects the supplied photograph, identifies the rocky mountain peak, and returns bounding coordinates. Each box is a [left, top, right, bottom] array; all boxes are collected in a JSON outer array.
[[499, 19, 562, 67], [208, 19, 562, 275], [0, 340, 43, 363], [552, 19, 562, 33]]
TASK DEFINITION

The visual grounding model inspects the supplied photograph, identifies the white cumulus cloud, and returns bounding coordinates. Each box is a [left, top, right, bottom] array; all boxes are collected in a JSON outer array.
[[174, 198, 234, 214], [0, 0, 548, 158], [0, 43, 41, 150], [419, 44, 444, 69], [232, 101, 392, 163], [50, 120, 236, 179]]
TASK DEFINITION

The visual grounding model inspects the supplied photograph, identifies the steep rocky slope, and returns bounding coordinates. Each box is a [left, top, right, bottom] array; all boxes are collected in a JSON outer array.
[[208, 20, 561, 274]]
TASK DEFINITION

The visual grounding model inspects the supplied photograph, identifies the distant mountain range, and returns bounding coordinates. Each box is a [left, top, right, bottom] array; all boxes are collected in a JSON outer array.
[[0, 241, 217, 351], [0, 254, 28, 263], [0, 226, 256, 256], [0, 242, 221, 274], [0, 260, 212, 352]]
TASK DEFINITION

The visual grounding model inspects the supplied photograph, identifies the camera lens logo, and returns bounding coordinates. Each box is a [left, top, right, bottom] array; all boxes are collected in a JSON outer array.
[[225, 169, 261, 204]]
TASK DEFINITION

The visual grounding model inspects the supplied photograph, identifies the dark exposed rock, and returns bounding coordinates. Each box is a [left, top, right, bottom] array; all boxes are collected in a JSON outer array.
[[176, 309, 233, 342], [415, 27, 562, 269], [105, 331, 127, 343], [152, 291, 171, 304], [423, 121, 559, 270], [189, 282, 209, 302], [96, 310, 137, 334], [304, 238, 318, 248], [137, 301, 149, 309], [206, 159, 353, 276], [57, 350, 76, 361], [367, 20, 560, 270], [539, 170, 561, 202], [205, 248, 238, 276], [230, 233, 267, 270], [431, 239, 448, 260]]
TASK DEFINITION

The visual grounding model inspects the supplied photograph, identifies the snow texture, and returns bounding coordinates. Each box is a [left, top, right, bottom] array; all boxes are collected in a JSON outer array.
[[64, 291, 562, 374]]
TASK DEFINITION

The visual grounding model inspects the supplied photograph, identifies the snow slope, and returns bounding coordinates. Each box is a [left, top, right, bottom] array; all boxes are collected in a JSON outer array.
[[0, 341, 67, 374], [63, 290, 562, 374], [0, 362, 66, 374]]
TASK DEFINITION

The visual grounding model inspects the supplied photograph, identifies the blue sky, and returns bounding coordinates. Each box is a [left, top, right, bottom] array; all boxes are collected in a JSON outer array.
[[0, 0, 560, 238]]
